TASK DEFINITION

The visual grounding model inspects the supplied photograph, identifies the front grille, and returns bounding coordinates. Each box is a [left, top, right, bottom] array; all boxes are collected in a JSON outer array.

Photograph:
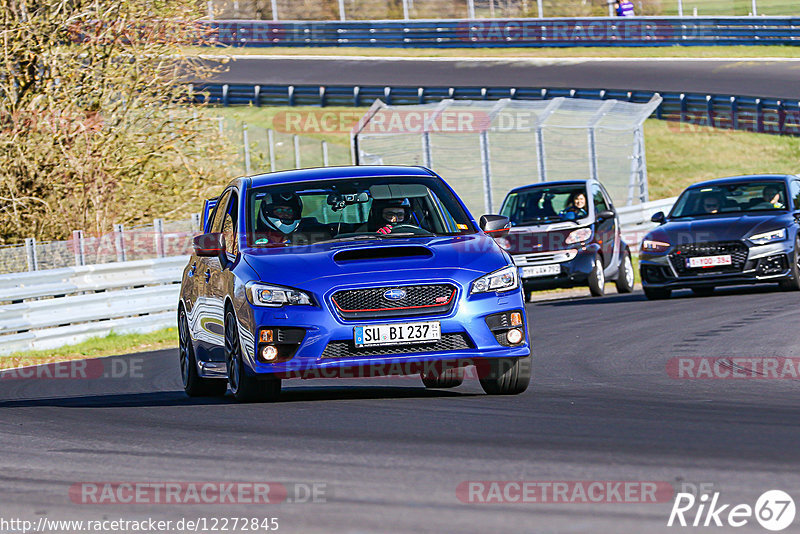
[[669, 241, 749, 276], [331, 284, 457, 320], [513, 250, 577, 266], [319, 332, 473, 359]]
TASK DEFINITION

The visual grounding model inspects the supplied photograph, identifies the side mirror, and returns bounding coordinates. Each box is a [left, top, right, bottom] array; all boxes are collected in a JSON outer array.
[[597, 209, 615, 221], [651, 211, 666, 224], [479, 215, 511, 238], [193, 233, 225, 257]]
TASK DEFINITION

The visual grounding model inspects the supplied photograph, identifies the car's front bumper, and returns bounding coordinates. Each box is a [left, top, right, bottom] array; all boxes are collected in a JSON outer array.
[[640, 241, 795, 290], [233, 286, 531, 379], [513, 246, 598, 290]]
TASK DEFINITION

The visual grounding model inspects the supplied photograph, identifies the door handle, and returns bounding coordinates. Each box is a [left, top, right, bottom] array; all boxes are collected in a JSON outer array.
[[204, 269, 211, 283]]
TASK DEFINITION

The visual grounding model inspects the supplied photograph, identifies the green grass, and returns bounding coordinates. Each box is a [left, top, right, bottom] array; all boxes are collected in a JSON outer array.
[[188, 45, 800, 59], [0, 328, 178, 370]]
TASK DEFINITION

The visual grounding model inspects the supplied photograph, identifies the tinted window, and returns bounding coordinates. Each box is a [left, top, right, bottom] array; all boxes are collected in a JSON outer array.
[[222, 191, 239, 257], [671, 181, 789, 218], [500, 185, 589, 226], [210, 189, 232, 233], [592, 186, 608, 212]]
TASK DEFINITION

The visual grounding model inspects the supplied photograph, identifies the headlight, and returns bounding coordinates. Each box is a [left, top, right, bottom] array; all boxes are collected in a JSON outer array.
[[470, 265, 519, 294], [565, 228, 592, 245], [749, 228, 787, 245], [642, 239, 670, 253], [245, 281, 313, 307]]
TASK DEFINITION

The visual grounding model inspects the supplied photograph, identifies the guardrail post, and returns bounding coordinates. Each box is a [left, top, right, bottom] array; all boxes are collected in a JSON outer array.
[[288, 85, 295, 106], [268, 129, 276, 172], [479, 130, 493, 214], [353, 86, 361, 107], [756, 98, 764, 133], [254, 85, 261, 107], [242, 123, 252, 175], [778, 101, 786, 135], [222, 84, 229, 107], [322, 141, 330, 166], [114, 224, 127, 263], [153, 219, 165, 258], [730, 96, 738, 130], [72, 230, 85, 267], [294, 134, 301, 168], [319, 86, 327, 107], [706, 95, 714, 128], [24, 237, 38, 272], [679, 93, 687, 123]]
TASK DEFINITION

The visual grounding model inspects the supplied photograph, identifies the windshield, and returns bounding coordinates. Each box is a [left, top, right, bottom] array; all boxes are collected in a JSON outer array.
[[246, 175, 475, 247], [500, 185, 589, 226], [670, 181, 789, 218]]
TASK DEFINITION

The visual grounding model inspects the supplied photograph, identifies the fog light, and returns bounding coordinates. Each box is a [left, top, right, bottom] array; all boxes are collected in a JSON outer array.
[[510, 312, 522, 326], [259, 329, 273, 343], [506, 328, 523, 344], [261, 345, 279, 361]]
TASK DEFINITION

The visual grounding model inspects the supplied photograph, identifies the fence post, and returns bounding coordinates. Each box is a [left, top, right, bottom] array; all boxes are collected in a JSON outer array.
[[338, 0, 346, 21], [72, 230, 85, 267], [677, 0, 683, 17], [479, 131, 493, 214], [533, 97, 563, 183], [587, 100, 615, 184], [402, 0, 410, 20], [467, 0, 475, 18], [24, 237, 38, 272], [114, 224, 127, 263], [322, 141, 330, 166], [242, 123, 252, 175], [293, 134, 301, 168], [537, 0, 543, 18], [207, 1, 214, 20], [191, 213, 202, 233], [268, 128, 276, 172], [153, 218, 165, 258], [751, 0, 757, 15], [270, 0, 278, 21]]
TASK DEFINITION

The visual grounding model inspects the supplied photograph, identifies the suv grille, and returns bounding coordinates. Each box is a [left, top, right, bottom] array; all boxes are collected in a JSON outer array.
[[669, 241, 749, 276], [319, 333, 473, 359], [331, 284, 457, 320]]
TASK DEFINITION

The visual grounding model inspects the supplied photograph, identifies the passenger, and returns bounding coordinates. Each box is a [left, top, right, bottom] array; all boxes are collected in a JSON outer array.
[[759, 185, 785, 209], [254, 192, 303, 245], [562, 191, 588, 219]]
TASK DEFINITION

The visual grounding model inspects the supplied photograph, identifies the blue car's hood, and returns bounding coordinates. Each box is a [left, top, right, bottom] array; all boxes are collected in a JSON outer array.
[[646, 212, 793, 244], [242, 234, 509, 290]]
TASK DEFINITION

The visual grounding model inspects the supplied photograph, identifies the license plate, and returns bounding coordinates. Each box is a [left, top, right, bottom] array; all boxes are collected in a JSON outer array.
[[521, 264, 560, 278], [687, 255, 732, 268], [354, 321, 441, 348]]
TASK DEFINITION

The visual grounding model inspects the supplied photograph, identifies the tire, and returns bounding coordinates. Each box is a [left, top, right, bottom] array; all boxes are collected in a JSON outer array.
[[179, 308, 227, 397], [588, 255, 605, 297], [643, 286, 671, 300], [478, 355, 531, 395], [421, 368, 464, 389], [225, 310, 281, 403], [615, 250, 635, 294], [691, 287, 715, 297], [779, 238, 800, 291]]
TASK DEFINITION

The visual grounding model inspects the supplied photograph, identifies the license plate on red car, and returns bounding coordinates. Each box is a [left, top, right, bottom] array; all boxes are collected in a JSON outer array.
[[686, 255, 732, 268], [354, 321, 441, 348]]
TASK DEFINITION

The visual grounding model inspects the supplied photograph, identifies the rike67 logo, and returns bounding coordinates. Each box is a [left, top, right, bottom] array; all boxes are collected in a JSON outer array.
[[668, 490, 795, 531]]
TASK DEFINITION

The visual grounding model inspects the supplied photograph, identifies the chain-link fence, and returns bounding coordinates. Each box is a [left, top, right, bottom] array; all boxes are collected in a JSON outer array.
[[353, 96, 661, 217], [206, 0, 796, 20]]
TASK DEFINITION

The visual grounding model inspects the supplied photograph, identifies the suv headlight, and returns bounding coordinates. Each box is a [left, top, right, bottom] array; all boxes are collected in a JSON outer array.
[[245, 281, 313, 307], [470, 265, 519, 294], [749, 228, 787, 245], [642, 239, 670, 253], [565, 227, 592, 245]]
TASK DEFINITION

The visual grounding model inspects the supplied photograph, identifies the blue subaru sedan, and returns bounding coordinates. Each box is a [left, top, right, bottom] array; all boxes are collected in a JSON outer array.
[[178, 166, 531, 402]]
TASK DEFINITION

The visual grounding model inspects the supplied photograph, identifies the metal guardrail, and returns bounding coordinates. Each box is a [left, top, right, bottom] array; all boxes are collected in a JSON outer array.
[[193, 83, 800, 137], [202, 17, 800, 47], [0, 198, 675, 354]]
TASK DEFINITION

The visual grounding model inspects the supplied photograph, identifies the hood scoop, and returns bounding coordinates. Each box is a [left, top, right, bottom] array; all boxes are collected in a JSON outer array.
[[333, 246, 433, 263]]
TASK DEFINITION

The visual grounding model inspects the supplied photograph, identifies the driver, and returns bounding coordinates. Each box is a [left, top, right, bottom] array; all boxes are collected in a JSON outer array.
[[371, 199, 412, 235], [562, 191, 588, 218], [255, 192, 303, 245]]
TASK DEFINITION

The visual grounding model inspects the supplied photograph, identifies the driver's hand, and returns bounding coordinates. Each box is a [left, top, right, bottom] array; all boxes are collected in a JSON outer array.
[[377, 224, 393, 235]]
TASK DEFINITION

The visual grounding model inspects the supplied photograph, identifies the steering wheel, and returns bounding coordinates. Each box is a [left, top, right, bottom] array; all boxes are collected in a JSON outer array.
[[382, 224, 430, 236]]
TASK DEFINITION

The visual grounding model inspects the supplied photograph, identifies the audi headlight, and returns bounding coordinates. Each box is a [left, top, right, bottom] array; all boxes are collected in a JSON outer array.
[[749, 228, 787, 245], [470, 265, 519, 294], [245, 281, 313, 307], [642, 239, 670, 253], [565, 228, 592, 245]]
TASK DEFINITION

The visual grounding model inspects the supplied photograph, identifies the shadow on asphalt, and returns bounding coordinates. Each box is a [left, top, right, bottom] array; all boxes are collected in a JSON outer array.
[[0, 385, 478, 408], [535, 284, 785, 307]]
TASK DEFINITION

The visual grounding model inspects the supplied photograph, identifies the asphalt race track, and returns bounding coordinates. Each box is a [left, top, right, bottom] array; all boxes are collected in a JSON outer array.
[[1, 286, 799, 533], [207, 56, 800, 100]]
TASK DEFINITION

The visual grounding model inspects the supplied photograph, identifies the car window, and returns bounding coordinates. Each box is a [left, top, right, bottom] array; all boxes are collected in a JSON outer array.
[[499, 185, 589, 226], [592, 186, 608, 212], [210, 189, 232, 233], [791, 180, 800, 210], [222, 191, 239, 257], [671, 181, 788, 218]]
